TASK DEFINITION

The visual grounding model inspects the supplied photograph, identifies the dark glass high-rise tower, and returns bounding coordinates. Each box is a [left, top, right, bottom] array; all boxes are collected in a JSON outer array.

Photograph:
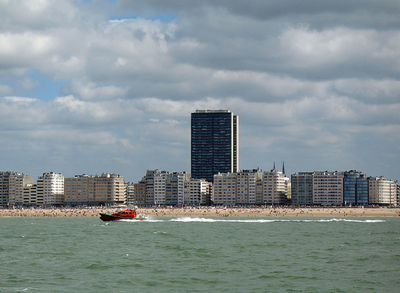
[[343, 170, 368, 206], [191, 110, 239, 182]]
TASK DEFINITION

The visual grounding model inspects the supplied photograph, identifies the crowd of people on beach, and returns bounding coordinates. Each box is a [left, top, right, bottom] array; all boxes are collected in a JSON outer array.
[[1, 205, 400, 218]]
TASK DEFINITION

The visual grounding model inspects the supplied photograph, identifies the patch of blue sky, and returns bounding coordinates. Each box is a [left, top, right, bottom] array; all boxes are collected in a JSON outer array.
[[16, 69, 68, 101], [110, 13, 178, 23]]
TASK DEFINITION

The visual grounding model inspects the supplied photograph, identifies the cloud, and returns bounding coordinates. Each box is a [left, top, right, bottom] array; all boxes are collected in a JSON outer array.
[[0, 84, 13, 95]]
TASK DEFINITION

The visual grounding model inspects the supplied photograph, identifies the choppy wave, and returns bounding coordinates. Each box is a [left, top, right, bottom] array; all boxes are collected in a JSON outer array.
[[1, 216, 398, 292], [169, 217, 386, 223]]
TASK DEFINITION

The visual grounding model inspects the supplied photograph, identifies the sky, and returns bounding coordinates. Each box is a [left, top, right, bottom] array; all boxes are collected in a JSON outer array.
[[1, 0, 399, 183]]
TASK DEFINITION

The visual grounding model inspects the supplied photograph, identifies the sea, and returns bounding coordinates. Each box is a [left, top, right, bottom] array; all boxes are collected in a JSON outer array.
[[1, 216, 399, 293]]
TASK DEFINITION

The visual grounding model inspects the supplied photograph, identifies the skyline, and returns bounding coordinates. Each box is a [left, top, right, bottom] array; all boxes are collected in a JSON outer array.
[[1, 1, 400, 183]]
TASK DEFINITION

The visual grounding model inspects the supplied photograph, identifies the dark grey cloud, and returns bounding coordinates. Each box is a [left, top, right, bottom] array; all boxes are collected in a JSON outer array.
[[115, 0, 400, 29]]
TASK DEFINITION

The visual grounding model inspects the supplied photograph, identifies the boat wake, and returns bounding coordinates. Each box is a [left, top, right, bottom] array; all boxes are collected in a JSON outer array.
[[169, 217, 386, 223], [119, 217, 163, 222], [117, 217, 386, 223]]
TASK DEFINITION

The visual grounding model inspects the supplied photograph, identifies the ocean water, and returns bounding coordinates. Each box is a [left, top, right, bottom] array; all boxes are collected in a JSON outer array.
[[0, 216, 399, 293]]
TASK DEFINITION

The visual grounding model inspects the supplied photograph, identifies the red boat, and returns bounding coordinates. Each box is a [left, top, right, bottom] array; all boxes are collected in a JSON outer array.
[[99, 209, 147, 221]]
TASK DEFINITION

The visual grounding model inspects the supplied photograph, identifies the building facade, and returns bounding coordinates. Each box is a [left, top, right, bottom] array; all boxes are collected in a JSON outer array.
[[291, 172, 314, 205], [191, 110, 239, 182], [145, 169, 161, 206], [23, 184, 38, 206], [368, 176, 397, 206], [64, 173, 125, 206], [136, 170, 190, 206], [343, 170, 368, 206], [0, 172, 33, 207], [213, 172, 237, 205], [236, 169, 262, 205], [262, 170, 289, 205], [133, 181, 146, 206], [154, 171, 167, 205], [212, 169, 284, 206], [312, 171, 344, 206], [40, 172, 64, 206], [165, 172, 187, 205], [125, 182, 135, 206], [184, 179, 212, 206]]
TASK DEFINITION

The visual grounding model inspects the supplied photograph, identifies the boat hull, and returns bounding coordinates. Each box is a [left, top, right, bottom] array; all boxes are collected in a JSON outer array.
[[99, 213, 146, 221]]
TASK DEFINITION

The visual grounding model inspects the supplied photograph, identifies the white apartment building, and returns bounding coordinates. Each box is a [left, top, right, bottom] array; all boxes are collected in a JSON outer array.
[[213, 169, 264, 205], [152, 171, 188, 206], [41, 172, 65, 206], [313, 171, 344, 206], [0, 172, 33, 206], [368, 177, 397, 206], [262, 170, 288, 205], [213, 172, 237, 205], [154, 171, 167, 205], [185, 179, 211, 206], [165, 172, 187, 205], [125, 182, 135, 206], [64, 173, 125, 206], [9, 173, 33, 206], [237, 169, 262, 205], [144, 169, 161, 206]]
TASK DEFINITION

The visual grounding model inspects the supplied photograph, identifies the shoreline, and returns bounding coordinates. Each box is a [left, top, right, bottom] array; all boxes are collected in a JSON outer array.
[[1, 207, 399, 218]]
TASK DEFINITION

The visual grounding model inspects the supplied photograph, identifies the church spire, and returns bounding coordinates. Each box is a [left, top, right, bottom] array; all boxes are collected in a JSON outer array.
[[282, 161, 285, 175], [273, 161, 276, 171]]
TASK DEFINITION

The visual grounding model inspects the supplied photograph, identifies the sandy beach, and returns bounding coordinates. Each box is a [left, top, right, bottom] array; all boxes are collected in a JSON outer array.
[[1, 206, 399, 218]]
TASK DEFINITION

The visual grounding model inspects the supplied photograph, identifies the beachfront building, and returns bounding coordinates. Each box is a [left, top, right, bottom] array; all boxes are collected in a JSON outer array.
[[312, 171, 344, 206], [154, 171, 167, 205], [237, 169, 262, 205], [36, 177, 44, 206], [343, 170, 368, 206], [165, 172, 187, 205], [145, 169, 161, 206], [22, 181, 44, 207], [125, 182, 135, 206], [64, 175, 90, 206], [191, 110, 239, 183], [8, 173, 34, 206], [64, 173, 125, 206], [262, 169, 289, 205], [213, 172, 237, 205], [23, 184, 39, 206], [133, 170, 161, 207], [0, 171, 34, 207], [291, 172, 314, 205], [0, 172, 10, 207], [213, 169, 264, 205], [397, 182, 400, 207], [368, 176, 397, 206], [8, 173, 33, 206], [84, 173, 124, 206], [136, 170, 190, 206], [184, 179, 212, 206], [133, 181, 146, 206], [40, 172, 64, 206]]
